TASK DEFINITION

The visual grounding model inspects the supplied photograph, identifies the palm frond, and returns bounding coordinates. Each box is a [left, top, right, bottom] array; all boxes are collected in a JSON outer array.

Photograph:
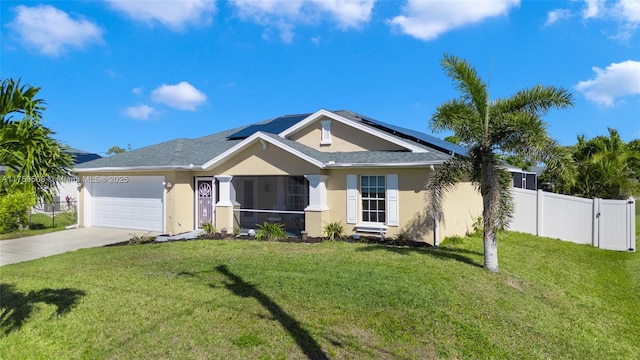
[[0, 78, 46, 125], [425, 156, 472, 219], [497, 85, 573, 115], [430, 99, 483, 144], [441, 53, 489, 117]]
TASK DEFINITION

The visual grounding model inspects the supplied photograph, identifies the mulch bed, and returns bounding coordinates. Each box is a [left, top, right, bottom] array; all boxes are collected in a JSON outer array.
[[107, 233, 434, 248]]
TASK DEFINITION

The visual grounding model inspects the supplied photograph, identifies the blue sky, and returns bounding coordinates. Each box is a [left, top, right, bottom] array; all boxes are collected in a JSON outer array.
[[2, 0, 639, 157]]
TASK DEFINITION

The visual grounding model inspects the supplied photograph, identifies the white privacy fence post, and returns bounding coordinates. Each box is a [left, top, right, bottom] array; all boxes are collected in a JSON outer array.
[[628, 197, 636, 251], [536, 189, 544, 237]]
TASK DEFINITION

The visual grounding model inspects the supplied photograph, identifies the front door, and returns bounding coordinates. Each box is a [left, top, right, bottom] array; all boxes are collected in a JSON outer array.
[[196, 178, 215, 228]]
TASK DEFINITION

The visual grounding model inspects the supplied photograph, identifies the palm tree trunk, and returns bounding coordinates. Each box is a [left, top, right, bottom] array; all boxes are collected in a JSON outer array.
[[481, 155, 499, 272], [482, 201, 499, 272]]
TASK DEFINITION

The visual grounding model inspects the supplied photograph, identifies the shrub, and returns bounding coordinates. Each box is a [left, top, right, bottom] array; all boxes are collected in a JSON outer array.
[[390, 230, 410, 246], [201, 222, 216, 237], [467, 216, 483, 237], [0, 189, 37, 233], [129, 232, 156, 245], [255, 222, 287, 241], [323, 221, 346, 241], [442, 235, 466, 246]]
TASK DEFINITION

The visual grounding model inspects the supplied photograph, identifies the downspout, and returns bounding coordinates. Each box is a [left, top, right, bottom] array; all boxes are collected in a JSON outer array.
[[434, 212, 440, 247]]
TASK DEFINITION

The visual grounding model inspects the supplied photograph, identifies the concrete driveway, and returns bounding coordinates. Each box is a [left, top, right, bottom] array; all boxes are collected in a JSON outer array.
[[0, 227, 146, 266]]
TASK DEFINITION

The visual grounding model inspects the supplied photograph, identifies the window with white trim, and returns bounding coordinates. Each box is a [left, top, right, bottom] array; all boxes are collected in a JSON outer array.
[[360, 175, 385, 223]]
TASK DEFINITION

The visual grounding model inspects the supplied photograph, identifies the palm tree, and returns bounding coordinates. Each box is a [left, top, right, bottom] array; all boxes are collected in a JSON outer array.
[[569, 129, 639, 199], [426, 54, 574, 272], [0, 78, 46, 125], [0, 78, 73, 202]]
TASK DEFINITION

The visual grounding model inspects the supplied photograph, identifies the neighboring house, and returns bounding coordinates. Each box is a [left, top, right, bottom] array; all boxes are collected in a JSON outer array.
[[74, 109, 482, 245], [1, 147, 101, 212], [46, 148, 102, 212], [505, 165, 540, 191]]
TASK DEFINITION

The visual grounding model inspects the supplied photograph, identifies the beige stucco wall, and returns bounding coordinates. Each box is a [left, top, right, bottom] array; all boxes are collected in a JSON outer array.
[[324, 169, 482, 244], [209, 141, 321, 176], [288, 116, 406, 152], [438, 182, 483, 242], [305, 210, 330, 238], [326, 168, 436, 243], [166, 171, 195, 234]]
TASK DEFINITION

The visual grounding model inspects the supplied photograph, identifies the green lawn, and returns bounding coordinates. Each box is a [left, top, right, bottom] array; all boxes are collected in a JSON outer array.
[[1, 233, 637, 359], [0, 212, 76, 240]]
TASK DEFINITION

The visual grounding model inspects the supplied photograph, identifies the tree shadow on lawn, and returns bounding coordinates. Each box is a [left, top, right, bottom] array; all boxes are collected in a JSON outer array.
[[213, 265, 329, 360], [357, 245, 484, 268], [0, 283, 86, 335]]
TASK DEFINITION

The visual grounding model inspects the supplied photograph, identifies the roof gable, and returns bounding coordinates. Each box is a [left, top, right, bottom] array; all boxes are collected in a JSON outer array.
[[279, 109, 430, 153], [202, 131, 325, 170]]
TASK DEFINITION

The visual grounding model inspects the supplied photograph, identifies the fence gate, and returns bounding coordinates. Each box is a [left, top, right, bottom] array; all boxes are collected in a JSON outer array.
[[595, 198, 636, 251], [509, 188, 636, 252]]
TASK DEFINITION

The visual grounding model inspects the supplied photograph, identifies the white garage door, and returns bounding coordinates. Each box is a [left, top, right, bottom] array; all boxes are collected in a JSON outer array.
[[91, 176, 164, 232]]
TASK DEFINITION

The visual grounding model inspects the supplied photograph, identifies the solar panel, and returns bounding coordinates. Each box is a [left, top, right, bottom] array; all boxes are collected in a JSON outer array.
[[355, 114, 468, 156], [227, 113, 311, 140], [226, 125, 265, 140]]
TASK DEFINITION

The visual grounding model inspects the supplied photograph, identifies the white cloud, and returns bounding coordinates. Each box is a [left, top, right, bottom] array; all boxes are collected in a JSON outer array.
[[388, 0, 520, 41], [105, 0, 216, 31], [576, 0, 640, 40], [583, 0, 605, 19], [125, 105, 156, 120], [545, 9, 572, 26], [231, 0, 374, 42], [151, 82, 207, 111], [132, 87, 143, 95], [7, 5, 102, 56], [575, 60, 640, 107], [313, 0, 376, 28], [615, 0, 640, 22]]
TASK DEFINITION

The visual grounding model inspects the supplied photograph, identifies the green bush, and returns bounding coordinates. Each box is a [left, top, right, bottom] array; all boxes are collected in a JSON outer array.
[[201, 222, 216, 237], [390, 230, 410, 246], [323, 221, 346, 241], [255, 222, 287, 241], [128, 232, 156, 245], [467, 216, 483, 237], [442, 235, 466, 245], [0, 189, 37, 233]]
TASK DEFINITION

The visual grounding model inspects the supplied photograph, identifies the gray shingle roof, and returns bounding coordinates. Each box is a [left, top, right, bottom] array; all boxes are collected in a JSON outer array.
[[75, 110, 458, 171], [1, 147, 100, 174]]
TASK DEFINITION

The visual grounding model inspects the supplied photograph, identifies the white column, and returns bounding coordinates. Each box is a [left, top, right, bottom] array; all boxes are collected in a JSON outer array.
[[216, 175, 233, 206], [304, 175, 329, 211]]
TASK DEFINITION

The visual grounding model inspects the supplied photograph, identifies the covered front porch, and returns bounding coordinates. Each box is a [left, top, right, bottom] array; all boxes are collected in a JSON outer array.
[[196, 174, 328, 237]]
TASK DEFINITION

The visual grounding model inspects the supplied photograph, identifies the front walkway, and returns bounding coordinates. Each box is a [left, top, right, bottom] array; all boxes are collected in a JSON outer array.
[[0, 227, 147, 266]]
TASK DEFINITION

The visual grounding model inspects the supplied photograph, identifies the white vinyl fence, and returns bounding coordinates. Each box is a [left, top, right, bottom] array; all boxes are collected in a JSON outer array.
[[509, 188, 636, 251]]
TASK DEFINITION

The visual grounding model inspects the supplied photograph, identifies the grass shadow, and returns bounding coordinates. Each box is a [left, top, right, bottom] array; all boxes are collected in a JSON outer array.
[[213, 265, 328, 359], [0, 283, 86, 335], [357, 244, 484, 268]]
